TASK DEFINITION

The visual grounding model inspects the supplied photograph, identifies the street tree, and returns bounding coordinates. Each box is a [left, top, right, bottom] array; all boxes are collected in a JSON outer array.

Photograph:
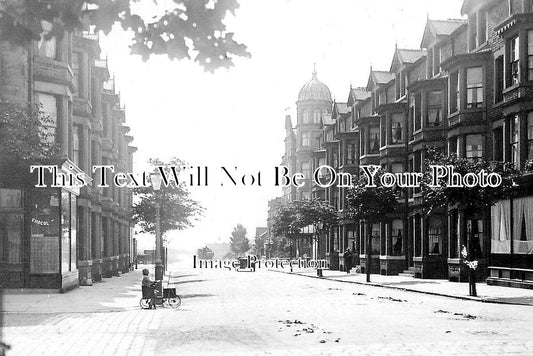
[[422, 147, 524, 296], [0, 102, 58, 167], [270, 203, 302, 258], [229, 224, 250, 256], [0, 0, 250, 72], [197, 246, 214, 260], [133, 158, 203, 259], [345, 171, 398, 282], [296, 199, 339, 260]]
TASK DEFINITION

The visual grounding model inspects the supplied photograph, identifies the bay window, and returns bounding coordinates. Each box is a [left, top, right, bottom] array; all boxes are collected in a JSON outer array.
[[369, 126, 380, 154], [73, 125, 81, 167], [466, 67, 483, 108], [301, 161, 311, 178], [371, 223, 380, 255], [414, 93, 422, 131], [391, 113, 403, 144], [466, 134, 483, 160]]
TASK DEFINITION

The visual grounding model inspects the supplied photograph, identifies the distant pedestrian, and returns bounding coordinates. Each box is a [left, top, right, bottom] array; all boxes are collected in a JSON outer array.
[[343, 248, 353, 274], [141, 269, 157, 309]]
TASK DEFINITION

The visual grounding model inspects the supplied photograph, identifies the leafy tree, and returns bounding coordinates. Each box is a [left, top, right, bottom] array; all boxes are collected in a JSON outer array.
[[422, 148, 524, 296], [296, 199, 339, 260], [229, 223, 250, 256], [270, 203, 301, 258], [253, 230, 266, 257], [0, 102, 58, 167], [270, 199, 339, 259], [133, 157, 203, 248], [345, 170, 398, 282], [197, 246, 214, 260], [0, 0, 250, 71]]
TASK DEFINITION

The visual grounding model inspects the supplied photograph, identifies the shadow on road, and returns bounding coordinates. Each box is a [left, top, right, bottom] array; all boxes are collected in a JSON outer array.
[[180, 293, 215, 299]]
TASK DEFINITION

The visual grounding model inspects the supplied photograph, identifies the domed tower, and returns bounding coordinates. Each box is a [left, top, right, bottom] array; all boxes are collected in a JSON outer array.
[[294, 65, 332, 200]]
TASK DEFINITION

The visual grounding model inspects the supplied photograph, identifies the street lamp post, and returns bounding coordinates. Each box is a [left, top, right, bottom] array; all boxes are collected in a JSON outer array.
[[316, 222, 323, 277], [150, 172, 164, 301]]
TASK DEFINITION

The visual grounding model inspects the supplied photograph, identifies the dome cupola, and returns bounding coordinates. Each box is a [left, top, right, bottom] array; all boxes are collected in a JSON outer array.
[[298, 65, 332, 102]]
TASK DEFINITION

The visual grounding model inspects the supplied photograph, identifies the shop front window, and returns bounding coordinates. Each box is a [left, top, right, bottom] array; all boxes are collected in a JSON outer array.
[[467, 219, 483, 258], [30, 189, 60, 274], [0, 189, 23, 264], [511, 116, 519, 166]]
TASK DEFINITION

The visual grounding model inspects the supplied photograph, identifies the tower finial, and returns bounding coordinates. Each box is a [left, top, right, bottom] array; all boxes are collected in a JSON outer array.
[[312, 62, 317, 78]]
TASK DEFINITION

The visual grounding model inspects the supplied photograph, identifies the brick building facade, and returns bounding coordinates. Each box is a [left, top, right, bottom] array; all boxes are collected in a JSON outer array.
[[271, 0, 533, 289], [0, 29, 135, 291]]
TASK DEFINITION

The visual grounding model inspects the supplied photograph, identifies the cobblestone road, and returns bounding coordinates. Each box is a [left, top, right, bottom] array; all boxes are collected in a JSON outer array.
[[3, 268, 533, 355]]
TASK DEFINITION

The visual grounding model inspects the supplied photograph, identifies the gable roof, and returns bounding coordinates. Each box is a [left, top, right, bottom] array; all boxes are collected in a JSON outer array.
[[367, 70, 395, 90], [390, 48, 427, 72], [348, 87, 371, 105], [420, 19, 467, 48], [333, 102, 349, 115]]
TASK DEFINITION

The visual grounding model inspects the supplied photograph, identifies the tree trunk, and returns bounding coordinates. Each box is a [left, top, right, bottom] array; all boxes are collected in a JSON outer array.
[[366, 220, 371, 283]]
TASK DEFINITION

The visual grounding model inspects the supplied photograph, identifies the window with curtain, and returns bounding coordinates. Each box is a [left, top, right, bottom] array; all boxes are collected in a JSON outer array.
[[429, 217, 443, 255], [414, 93, 422, 130], [467, 67, 483, 108], [491, 200, 511, 253], [509, 36, 520, 86], [369, 126, 380, 154], [391, 113, 403, 143], [37, 21, 57, 59], [391, 219, 403, 256], [427, 91, 442, 127], [495, 56, 504, 103], [513, 197, 533, 254], [466, 134, 483, 160]]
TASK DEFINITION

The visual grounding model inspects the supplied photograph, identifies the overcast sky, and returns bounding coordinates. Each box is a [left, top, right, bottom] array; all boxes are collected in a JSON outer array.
[[99, 0, 464, 253]]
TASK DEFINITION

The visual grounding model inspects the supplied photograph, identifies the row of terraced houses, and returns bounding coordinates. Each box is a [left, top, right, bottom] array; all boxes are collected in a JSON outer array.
[[267, 0, 533, 289], [0, 28, 136, 291]]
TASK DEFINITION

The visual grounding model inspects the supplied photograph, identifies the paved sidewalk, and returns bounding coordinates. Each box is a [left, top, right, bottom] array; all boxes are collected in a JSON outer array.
[[273, 269, 533, 306]]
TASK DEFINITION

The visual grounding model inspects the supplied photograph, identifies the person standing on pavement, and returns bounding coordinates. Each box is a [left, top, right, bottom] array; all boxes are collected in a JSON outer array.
[[343, 248, 353, 274]]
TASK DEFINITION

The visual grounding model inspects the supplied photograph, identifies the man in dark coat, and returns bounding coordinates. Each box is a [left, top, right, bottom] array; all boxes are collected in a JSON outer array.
[[343, 248, 353, 274]]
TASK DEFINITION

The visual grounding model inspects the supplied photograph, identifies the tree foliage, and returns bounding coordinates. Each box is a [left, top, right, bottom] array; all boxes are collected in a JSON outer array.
[[197, 245, 214, 260], [229, 223, 250, 255], [296, 198, 339, 233], [132, 157, 203, 241], [0, 101, 59, 167], [0, 0, 250, 71], [422, 148, 524, 212], [345, 173, 398, 223]]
